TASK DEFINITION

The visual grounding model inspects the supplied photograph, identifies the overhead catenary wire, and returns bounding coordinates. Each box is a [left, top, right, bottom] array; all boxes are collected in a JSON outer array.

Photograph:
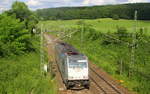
[[53, 28, 79, 42]]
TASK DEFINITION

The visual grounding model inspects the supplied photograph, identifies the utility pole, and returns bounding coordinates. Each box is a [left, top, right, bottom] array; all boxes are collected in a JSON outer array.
[[129, 10, 137, 77], [81, 23, 84, 50], [40, 24, 44, 74]]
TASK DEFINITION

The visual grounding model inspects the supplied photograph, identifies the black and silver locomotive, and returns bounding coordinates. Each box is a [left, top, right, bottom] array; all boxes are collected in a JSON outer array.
[[55, 42, 90, 89]]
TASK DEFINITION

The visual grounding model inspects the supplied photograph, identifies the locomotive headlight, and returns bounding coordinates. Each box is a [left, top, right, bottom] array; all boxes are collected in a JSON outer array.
[[69, 76, 74, 79], [83, 76, 88, 79]]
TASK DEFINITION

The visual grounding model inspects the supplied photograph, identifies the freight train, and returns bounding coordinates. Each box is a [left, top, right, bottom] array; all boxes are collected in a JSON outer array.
[[55, 42, 90, 89]]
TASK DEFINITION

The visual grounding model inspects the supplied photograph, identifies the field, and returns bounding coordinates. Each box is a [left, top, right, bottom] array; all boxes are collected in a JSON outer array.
[[39, 18, 150, 94], [40, 18, 150, 33]]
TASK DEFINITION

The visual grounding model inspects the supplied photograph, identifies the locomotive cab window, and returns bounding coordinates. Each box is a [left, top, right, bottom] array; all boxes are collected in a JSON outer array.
[[69, 59, 87, 68]]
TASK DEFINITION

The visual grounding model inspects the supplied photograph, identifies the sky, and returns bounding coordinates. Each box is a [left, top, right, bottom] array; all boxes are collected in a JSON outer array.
[[0, 0, 150, 12]]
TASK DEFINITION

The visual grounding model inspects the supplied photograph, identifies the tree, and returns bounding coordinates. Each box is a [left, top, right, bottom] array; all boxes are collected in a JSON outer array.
[[5, 1, 39, 35], [25, 13, 39, 34], [36, 3, 150, 20], [11, 1, 31, 21], [0, 14, 31, 57]]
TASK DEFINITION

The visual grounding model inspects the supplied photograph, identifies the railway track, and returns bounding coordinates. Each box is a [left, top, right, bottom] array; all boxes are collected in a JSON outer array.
[[54, 54, 131, 94], [90, 68, 123, 94], [44, 33, 132, 94]]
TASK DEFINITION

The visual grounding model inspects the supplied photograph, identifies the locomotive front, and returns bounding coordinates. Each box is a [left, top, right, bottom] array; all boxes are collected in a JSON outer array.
[[66, 54, 90, 89]]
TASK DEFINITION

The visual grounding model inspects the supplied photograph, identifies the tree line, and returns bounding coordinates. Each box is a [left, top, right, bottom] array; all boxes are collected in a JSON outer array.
[[36, 3, 150, 20]]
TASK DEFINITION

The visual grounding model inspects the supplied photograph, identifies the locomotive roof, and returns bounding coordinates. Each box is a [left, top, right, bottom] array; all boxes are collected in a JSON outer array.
[[56, 42, 83, 56]]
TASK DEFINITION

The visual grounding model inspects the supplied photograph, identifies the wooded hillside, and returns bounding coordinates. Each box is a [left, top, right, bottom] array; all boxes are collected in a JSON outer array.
[[36, 3, 150, 20]]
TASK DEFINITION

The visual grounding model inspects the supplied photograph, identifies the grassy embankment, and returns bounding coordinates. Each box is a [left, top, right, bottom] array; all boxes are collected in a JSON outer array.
[[0, 36, 57, 94], [39, 18, 150, 94]]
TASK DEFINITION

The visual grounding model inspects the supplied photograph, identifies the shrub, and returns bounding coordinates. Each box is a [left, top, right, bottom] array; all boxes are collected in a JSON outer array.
[[112, 14, 119, 20]]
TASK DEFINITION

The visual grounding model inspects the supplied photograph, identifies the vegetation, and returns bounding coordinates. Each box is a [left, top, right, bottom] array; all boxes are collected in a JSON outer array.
[[39, 19, 150, 94], [36, 3, 150, 20], [1, 0, 150, 93], [0, 1, 57, 94], [0, 14, 32, 57], [39, 18, 150, 33], [0, 42, 57, 94], [6, 1, 38, 34], [0, 1, 39, 57]]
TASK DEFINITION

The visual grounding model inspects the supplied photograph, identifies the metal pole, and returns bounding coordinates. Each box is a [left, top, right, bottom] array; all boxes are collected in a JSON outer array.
[[40, 24, 44, 74], [81, 24, 84, 50], [130, 10, 137, 77]]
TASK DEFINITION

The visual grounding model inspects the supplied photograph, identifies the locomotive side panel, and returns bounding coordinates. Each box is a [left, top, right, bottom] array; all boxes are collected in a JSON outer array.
[[55, 45, 68, 83]]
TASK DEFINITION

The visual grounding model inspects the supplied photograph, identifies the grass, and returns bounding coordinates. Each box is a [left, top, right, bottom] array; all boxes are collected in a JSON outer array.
[[39, 18, 150, 33], [0, 36, 57, 94]]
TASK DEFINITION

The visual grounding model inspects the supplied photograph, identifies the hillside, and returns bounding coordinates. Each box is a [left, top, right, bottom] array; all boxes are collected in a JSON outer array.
[[36, 3, 150, 20]]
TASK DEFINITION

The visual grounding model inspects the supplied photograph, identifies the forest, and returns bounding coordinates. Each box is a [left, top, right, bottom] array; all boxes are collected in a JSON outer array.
[[36, 3, 150, 20]]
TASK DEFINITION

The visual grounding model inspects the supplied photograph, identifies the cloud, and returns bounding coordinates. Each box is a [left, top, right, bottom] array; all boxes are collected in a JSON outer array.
[[0, 0, 15, 13], [0, 0, 150, 13], [128, 0, 149, 3], [0, 7, 7, 13], [25, 0, 87, 10], [82, 0, 118, 5], [25, 0, 67, 10], [26, 0, 41, 6]]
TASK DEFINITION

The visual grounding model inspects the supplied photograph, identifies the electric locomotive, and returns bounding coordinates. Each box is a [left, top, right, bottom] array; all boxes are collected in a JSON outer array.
[[55, 42, 90, 89]]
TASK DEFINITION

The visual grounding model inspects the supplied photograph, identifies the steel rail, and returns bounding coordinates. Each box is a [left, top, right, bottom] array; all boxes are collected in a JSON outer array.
[[90, 68, 123, 94]]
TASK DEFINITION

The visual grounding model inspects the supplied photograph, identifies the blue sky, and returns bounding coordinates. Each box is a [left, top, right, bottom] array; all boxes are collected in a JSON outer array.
[[0, 0, 150, 12]]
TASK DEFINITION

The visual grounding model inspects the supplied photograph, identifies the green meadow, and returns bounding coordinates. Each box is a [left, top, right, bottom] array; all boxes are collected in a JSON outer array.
[[40, 18, 150, 33]]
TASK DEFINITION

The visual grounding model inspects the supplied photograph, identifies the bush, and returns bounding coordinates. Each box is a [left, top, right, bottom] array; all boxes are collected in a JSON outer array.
[[112, 15, 119, 20], [116, 26, 128, 41]]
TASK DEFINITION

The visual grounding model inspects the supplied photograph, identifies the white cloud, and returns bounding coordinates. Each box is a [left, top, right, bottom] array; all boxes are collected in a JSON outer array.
[[25, 0, 66, 10], [128, 0, 149, 3], [26, 0, 41, 6], [0, 0, 15, 13], [82, 0, 118, 5], [0, 7, 7, 13], [83, 0, 104, 5], [83, 0, 90, 5], [0, 0, 150, 13]]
